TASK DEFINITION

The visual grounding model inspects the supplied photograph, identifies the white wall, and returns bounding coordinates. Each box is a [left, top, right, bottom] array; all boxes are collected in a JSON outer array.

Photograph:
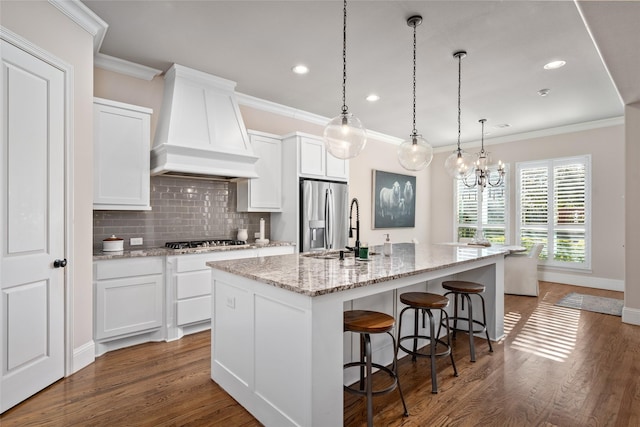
[[346, 138, 430, 247], [1, 1, 95, 371], [624, 103, 640, 324], [431, 123, 625, 289]]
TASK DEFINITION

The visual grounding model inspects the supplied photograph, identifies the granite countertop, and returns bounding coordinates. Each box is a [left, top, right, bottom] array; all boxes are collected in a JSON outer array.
[[93, 240, 296, 260], [206, 243, 508, 297]]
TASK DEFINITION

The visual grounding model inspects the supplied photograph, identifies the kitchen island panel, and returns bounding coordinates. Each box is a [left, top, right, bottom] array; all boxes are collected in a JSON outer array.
[[209, 245, 506, 426], [212, 270, 314, 427]]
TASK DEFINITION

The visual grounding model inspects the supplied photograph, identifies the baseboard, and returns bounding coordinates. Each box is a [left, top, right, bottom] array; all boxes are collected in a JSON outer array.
[[71, 340, 96, 375], [539, 271, 624, 292], [622, 306, 640, 326]]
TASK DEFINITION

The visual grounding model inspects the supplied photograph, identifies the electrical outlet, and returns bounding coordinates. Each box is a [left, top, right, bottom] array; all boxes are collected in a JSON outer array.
[[130, 237, 143, 246], [254, 232, 260, 238], [226, 296, 236, 309]]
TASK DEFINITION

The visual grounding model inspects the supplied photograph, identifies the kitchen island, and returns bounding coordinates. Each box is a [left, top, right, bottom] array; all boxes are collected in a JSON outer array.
[[207, 243, 507, 427]]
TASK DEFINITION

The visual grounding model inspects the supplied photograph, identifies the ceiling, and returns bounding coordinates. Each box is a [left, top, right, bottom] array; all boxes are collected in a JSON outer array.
[[82, 1, 640, 148]]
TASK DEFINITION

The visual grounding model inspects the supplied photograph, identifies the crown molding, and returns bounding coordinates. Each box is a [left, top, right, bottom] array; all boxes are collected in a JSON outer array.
[[94, 53, 162, 81], [236, 92, 404, 146], [49, 0, 160, 81], [48, 0, 107, 54], [433, 116, 625, 153]]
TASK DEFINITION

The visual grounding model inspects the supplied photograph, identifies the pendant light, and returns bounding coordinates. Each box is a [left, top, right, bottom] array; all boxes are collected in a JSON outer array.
[[444, 50, 474, 179], [398, 15, 433, 171], [323, 0, 367, 160]]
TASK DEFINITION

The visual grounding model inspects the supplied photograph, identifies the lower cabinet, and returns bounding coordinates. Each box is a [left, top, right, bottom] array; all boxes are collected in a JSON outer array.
[[167, 250, 256, 340], [93, 246, 295, 355], [93, 257, 164, 356], [166, 245, 295, 340]]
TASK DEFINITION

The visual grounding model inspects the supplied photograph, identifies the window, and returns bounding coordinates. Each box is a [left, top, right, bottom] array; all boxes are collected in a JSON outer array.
[[455, 170, 508, 244], [516, 156, 591, 269]]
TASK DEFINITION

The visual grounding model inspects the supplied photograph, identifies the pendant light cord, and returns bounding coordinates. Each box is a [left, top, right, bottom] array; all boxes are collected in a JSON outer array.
[[411, 19, 417, 137], [457, 53, 462, 151], [341, 0, 348, 114], [480, 118, 486, 154]]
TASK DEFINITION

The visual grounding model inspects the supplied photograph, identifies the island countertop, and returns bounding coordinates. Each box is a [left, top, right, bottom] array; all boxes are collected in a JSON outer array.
[[206, 242, 508, 297]]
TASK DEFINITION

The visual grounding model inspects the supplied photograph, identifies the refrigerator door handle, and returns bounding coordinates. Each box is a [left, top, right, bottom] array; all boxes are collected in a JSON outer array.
[[325, 188, 333, 249]]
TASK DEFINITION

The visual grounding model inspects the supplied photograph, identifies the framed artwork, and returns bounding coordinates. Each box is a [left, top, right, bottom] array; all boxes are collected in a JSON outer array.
[[372, 170, 416, 229]]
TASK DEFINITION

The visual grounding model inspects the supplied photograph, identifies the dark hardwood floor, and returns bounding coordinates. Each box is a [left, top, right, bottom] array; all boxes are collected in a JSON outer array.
[[2, 282, 639, 426]]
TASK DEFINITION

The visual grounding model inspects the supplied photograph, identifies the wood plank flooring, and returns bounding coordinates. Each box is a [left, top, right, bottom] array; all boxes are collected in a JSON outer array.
[[2, 282, 639, 426]]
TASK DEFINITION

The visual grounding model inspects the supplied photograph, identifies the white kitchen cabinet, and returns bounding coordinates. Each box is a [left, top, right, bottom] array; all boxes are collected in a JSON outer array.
[[237, 130, 282, 212], [326, 149, 350, 180], [93, 257, 164, 356], [293, 133, 349, 181], [93, 97, 152, 210], [271, 133, 349, 249], [166, 245, 295, 340]]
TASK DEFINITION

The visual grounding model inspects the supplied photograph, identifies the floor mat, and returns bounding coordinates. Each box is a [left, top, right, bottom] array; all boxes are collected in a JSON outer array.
[[555, 292, 623, 316]]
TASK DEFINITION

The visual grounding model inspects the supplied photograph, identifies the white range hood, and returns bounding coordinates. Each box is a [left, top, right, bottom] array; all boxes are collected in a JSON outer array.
[[151, 64, 258, 180]]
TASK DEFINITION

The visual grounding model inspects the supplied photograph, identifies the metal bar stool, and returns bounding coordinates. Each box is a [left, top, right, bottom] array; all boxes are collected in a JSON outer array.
[[439, 280, 494, 362], [396, 292, 458, 394], [344, 310, 409, 427]]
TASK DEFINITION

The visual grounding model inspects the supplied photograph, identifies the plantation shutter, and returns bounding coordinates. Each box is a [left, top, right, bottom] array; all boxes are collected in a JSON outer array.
[[455, 170, 507, 243], [553, 162, 586, 263], [516, 156, 590, 268]]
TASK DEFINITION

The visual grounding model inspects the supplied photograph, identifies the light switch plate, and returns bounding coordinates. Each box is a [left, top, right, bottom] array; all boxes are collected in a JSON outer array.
[[130, 237, 143, 246]]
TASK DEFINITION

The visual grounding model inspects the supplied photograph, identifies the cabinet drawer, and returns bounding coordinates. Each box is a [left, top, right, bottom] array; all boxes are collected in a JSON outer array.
[[176, 270, 211, 299], [177, 296, 211, 326], [95, 257, 163, 280], [256, 246, 295, 257], [175, 249, 257, 273]]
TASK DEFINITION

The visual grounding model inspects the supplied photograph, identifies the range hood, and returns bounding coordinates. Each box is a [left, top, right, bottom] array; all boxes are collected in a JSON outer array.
[[150, 64, 258, 180]]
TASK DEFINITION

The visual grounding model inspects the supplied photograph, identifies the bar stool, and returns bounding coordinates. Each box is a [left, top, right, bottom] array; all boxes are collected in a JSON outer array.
[[396, 292, 458, 394], [344, 310, 408, 427], [440, 280, 493, 362]]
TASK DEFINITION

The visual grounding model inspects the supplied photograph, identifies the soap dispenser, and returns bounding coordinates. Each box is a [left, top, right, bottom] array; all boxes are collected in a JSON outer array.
[[383, 234, 392, 256]]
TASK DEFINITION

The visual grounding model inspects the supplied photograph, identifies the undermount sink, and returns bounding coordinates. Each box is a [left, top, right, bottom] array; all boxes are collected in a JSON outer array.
[[301, 251, 342, 260], [301, 250, 379, 260]]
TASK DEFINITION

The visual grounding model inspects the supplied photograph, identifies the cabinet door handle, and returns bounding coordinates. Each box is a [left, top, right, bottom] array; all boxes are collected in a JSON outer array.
[[53, 259, 68, 268]]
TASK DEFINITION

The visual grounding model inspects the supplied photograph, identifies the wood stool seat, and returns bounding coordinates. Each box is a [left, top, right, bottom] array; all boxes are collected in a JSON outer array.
[[344, 310, 408, 426], [442, 280, 485, 294], [400, 292, 449, 309], [396, 292, 458, 394], [440, 280, 493, 362], [344, 310, 395, 334]]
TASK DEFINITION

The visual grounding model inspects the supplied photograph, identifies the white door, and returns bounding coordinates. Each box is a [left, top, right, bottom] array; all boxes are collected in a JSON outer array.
[[0, 39, 66, 412]]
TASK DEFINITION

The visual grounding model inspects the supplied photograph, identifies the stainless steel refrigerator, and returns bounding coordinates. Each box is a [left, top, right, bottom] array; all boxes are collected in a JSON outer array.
[[300, 179, 349, 252]]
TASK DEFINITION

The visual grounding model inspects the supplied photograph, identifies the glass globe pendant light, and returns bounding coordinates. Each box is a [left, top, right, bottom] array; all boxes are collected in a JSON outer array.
[[398, 15, 433, 171], [323, 0, 367, 160], [444, 50, 474, 179]]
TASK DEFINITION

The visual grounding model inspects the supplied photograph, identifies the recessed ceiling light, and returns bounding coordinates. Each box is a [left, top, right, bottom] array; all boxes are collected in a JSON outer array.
[[366, 94, 380, 102], [494, 123, 511, 129], [544, 60, 566, 70], [538, 88, 550, 97], [291, 64, 309, 75]]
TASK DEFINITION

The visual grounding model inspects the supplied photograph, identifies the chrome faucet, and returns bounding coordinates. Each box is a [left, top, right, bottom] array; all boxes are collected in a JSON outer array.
[[345, 198, 360, 257]]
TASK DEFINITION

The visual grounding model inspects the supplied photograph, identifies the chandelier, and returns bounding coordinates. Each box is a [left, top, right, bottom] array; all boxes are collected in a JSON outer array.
[[323, 0, 367, 160], [397, 15, 433, 171], [463, 119, 505, 189]]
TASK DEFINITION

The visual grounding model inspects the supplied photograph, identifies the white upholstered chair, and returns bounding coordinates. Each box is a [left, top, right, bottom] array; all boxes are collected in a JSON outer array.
[[504, 243, 544, 296]]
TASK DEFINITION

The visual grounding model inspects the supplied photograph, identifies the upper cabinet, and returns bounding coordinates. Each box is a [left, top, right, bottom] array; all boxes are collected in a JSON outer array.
[[93, 98, 152, 210], [285, 133, 349, 182], [237, 130, 282, 212]]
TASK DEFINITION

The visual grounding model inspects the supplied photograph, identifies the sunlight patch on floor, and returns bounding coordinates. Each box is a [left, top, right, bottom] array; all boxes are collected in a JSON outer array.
[[508, 292, 580, 362]]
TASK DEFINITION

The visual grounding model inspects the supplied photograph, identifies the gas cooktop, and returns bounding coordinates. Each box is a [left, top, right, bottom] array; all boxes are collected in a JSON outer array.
[[165, 239, 248, 249]]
